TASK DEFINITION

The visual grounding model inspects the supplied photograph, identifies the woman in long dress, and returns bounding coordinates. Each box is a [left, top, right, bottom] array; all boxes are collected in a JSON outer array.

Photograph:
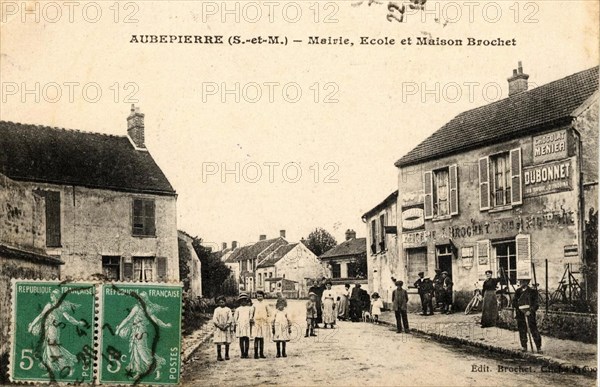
[[337, 283, 350, 320], [481, 270, 501, 328], [28, 289, 86, 378], [321, 280, 336, 328], [115, 291, 172, 380]]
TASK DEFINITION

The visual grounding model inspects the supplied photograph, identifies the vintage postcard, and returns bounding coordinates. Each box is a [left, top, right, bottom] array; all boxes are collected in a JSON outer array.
[[0, 0, 598, 386]]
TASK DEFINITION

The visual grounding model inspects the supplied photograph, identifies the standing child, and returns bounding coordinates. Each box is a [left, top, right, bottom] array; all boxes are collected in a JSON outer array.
[[253, 291, 270, 358], [305, 292, 318, 337], [212, 296, 233, 361], [234, 293, 254, 359], [371, 293, 384, 324], [272, 298, 291, 357]]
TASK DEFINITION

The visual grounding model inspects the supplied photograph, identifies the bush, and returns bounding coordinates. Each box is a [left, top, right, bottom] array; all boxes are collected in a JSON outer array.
[[0, 352, 7, 385]]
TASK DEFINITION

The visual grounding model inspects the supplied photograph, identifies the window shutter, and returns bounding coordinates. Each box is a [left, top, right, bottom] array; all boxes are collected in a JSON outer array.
[[423, 171, 433, 219], [478, 157, 490, 211], [516, 234, 531, 279], [123, 262, 134, 281], [510, 148, 523, 205], [145, 200, 156, 236], [477, 240, 490, 280], [449, 164, 459, 216], [157, 256, 168, 281]]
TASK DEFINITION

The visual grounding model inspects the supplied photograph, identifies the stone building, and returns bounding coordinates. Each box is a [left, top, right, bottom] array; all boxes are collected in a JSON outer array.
[[0, 173, 63, 358], [319, 230, 368, 289], [0, 105, 179, 282], [178, 230, 202, 298], [362, 191, 399, 304], [256, 242, 326, 297], [392, 65, 598, 294]]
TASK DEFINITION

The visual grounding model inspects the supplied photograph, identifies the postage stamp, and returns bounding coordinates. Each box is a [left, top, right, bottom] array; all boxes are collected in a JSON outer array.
[[10, 280, 95, 384], [99, 283, 183, 385]]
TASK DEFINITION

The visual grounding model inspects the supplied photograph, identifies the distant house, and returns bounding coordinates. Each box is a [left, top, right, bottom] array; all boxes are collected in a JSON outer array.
[[256, 242, 326, 297], [178, 230, 202, 299], [319, 229, 368, 288], [0, 105, 179, 283], [228, 234, 288, 293]]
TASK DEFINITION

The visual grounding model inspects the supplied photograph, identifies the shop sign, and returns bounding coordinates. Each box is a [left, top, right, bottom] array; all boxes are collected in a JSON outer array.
[[402, 204, 425, 232], [533, 129, 568, 163], [523, 159, 572, 197]]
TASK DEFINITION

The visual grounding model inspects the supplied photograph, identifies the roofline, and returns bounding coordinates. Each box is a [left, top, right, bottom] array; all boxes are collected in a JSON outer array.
[[0, 244, 64, 265], [5, 175, 177, 196], [319, 252, 367, 260], [394, 116, 573, 168], [361, 190, 399, 220]]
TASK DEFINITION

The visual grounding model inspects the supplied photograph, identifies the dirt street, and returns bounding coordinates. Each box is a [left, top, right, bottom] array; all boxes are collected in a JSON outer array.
[[183, 300, 595, 386]]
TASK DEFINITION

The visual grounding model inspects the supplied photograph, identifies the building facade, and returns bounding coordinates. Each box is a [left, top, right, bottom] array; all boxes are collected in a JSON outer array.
[[393, 65, 598, 295], [178, 230, 202, 299], [319, 230, 368, 289], [0, 106, 180, 283], [363, 191, 399, 304]]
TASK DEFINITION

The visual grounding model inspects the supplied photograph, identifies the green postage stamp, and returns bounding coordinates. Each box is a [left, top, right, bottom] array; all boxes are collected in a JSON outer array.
[[10, 280, 95, 384], [99, 283, 183, 385]]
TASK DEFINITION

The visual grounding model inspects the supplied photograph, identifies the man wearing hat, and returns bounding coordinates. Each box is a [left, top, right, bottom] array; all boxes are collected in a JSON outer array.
[[391, 278, 409, 333], [512, 278, 542, 353], [433, 269, 443, 310], [440, 271, 454, 314], [414, 272, 426, 315]]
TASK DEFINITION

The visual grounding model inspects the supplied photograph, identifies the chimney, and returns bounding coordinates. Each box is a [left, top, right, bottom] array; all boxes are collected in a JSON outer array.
[[222, 242, 227, 251], [127, 104, 145, 149], [280, 230, 286, 238], [232, 241, 238, 249], [507, 61, 529, 96], [345, 229, 356, 241], [259, 235, 267, 241]]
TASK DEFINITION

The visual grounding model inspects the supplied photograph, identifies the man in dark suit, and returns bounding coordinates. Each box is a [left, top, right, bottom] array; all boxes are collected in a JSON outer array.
[[349, 283, 363, 322], [414, 271, 426, 315], [512, 278, 542, 353], [391, 279, 409, 333]]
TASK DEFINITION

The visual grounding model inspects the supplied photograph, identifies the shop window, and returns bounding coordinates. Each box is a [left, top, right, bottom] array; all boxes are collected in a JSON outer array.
[[407, 248, 427, 283], [102, 256, 121, 280], [495, 241, 517, 285]]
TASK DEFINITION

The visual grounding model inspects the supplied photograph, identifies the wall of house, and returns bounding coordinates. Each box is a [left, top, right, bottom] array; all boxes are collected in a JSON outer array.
[[18, 182, 179, 282], [0, 174, 46, 250], [366, 202, 399, 304], [397, 126, 582, 292], [178, 233, 202, 298], [275, 244, 327, 297]]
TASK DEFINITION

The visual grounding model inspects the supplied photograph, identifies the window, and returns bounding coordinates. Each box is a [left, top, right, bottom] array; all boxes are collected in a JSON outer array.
[[35, 190, 61, 247], [102, 256, 121, 280], [436, 245, 453, 277], [370, 220, 377, 254], [331, 263, 341, 278], [424, 165, 458, 219], [133, 257, 154, 282], [491, 152, 512, 207], [258, 273, 262, 286], [379, 214, 386, 251], [495, 241, 517, 285], [269, 272, 273, 278], [132, 199, 156, 236], [433, 168, 449, 217], [479, 149, 522, 210], [407, 248, 427, 283]]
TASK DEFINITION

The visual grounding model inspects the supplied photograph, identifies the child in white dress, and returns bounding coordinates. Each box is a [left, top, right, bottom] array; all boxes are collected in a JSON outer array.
[[271, 298, 291, 358], [371, 293, 384, 324], [253, 290, 270, 358], [212, 296, 233, 361], [234, 294, 254, 359]]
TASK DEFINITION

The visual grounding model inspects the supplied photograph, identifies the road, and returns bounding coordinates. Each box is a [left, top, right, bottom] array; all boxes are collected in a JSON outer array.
[[182, 300, 595, 386]]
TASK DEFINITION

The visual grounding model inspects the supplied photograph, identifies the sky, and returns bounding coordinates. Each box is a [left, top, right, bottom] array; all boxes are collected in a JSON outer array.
[[1, 0, 598, 250]]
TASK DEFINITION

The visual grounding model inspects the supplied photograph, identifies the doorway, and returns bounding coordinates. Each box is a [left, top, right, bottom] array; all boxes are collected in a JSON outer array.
[[436, 245, 453, 278]]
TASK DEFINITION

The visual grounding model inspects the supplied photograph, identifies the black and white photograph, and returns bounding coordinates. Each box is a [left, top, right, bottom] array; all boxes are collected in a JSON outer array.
[[0, 1, 598, 385]]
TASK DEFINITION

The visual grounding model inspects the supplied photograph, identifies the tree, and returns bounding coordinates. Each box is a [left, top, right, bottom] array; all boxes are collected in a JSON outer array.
[[304, 228, 337, 257], [191, 238, 234, 298]]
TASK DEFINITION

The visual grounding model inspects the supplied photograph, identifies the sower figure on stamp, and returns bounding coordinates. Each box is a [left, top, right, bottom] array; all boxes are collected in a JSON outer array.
[[512, 278, 542, 353], [414, 271, 426, 315], [391, 278, 409, 333]]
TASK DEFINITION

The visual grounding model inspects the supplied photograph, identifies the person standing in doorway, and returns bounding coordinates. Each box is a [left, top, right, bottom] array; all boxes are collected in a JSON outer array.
[[391, 279, 409, 333]]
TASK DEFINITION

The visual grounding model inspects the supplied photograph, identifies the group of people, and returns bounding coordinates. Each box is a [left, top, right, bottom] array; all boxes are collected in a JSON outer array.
[[212, 291, 292, 361], [412, 270, 454, 315], [308, 279, 372, 324]]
